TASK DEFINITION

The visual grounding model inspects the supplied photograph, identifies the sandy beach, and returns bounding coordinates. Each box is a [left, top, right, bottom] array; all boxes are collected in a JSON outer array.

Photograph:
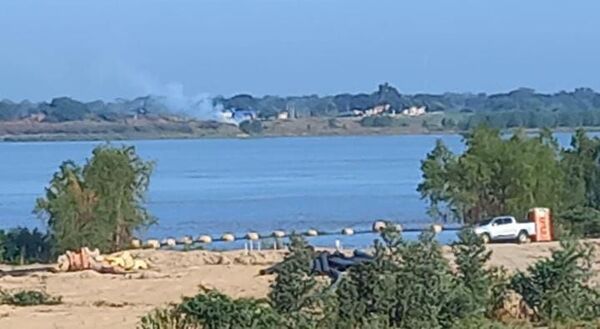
[[1, 240, 599, 329]]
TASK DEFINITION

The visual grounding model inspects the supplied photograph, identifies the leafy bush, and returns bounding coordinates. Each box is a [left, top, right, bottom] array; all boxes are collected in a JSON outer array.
[[138, 305, 200, 329], [334, 227, 487, 329], [269, 235, 317, 314], [0, 290, 62, 306], [0, 227, 51, 264], [449, 316, 533, 329], [179, 289, 281, 329], [360, 116, 407, 128], [239, 120, 263, 135], [510, 239, 600, 323]]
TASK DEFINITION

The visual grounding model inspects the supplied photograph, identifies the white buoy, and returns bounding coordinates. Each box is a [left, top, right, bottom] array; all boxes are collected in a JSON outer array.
[[372, 220, 387, 232], [431, 224, 443, 234], [307, 229, 319, 236], [222, 233, 235, 242], [179, 236, 193, 245], [162, 238, 176, 247], [246, 232, 260, 241], [197, 235, 212, 244], [130, 238, 142, 249], [342, 227, 354, 235], [146, 239, 160, 249], [272, 230, 286, 238]]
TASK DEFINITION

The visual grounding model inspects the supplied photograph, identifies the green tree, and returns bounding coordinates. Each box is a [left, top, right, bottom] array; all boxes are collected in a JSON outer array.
[[419, 126, 567, 224], [35, 144, 154, 254], [417, 139, 457, 220]]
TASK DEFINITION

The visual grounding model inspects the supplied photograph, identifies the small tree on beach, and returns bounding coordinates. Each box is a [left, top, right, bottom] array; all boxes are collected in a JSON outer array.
[[35, 144, 154, 255]]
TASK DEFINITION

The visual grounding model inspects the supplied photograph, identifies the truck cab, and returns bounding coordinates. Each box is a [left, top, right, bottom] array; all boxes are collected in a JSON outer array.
[[474, 216, 536, 244]]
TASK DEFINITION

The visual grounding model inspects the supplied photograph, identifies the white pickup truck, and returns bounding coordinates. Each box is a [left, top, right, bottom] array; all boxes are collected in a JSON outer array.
[[474, 216, 536, 244]]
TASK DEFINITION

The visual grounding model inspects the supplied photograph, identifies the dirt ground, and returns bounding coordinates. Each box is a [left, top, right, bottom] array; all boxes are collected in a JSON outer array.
[[1, 240, 599, 329]]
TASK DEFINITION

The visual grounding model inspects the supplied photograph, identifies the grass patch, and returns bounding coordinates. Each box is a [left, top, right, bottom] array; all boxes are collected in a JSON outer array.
[[0, 289, 62, 306]]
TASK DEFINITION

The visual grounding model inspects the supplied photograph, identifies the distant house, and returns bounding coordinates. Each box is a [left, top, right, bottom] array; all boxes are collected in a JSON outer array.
[[364, 104, 391, 116], [401, 106, 426, 117], [277, 111, 289, 120]]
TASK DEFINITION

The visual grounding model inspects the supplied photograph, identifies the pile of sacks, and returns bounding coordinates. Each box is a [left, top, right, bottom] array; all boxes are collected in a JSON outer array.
[[56, 247, 149, 274]]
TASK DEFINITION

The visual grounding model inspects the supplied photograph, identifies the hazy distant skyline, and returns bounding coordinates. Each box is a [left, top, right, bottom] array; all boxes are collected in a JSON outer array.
[[1, 0, 598, 102]]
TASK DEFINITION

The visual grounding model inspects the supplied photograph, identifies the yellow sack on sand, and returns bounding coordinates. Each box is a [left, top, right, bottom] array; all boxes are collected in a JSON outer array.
[[104, 251, 146, 271]]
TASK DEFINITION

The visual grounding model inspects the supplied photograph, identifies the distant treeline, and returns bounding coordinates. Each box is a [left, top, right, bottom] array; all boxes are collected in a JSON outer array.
[[2, 84, 600, 129]]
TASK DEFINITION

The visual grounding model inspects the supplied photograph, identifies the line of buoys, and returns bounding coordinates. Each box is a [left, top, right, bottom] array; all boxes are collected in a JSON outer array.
[[132, 222, 450, 250]]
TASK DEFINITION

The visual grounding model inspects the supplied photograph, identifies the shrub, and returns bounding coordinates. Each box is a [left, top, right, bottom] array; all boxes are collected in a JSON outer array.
[[452, 228, 509, 319], [510, 239, 600, 323], [138, 305, 199, 329], [0, 290, 62, 306], [0, 227, 51, 264], [450, 316, 533, 329], [179, 289, 281, 329], [239, 120, 263, 135], [269, 235, 317, 314], [360, 116, 403, 128], [335, 228, 478, 329]]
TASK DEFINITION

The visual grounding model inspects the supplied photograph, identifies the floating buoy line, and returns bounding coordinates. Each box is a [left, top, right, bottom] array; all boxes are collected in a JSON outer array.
[[131, 221, 461, 250]]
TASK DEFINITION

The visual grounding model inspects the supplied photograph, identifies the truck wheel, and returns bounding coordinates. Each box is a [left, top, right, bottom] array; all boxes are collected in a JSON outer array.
[[517, 231, 530, 244], [481, 233, 491, 244]]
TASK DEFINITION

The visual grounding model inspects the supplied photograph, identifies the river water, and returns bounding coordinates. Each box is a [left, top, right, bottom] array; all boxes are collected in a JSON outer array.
[[0, 133, 580, 247]]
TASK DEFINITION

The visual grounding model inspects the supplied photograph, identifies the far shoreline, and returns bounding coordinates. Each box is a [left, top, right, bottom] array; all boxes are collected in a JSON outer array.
[[2, 125, 600, 143]]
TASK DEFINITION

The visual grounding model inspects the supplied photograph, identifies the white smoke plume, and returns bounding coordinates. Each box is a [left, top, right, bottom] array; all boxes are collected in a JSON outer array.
[[100, 61, 225, 121], [149, 82, 224, 121]]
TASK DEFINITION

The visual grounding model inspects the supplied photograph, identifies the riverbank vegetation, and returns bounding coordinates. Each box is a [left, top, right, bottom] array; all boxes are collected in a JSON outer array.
[[419, 126, 600, 237], [3, 85, 600, 140], [138, 229, 600, 329]]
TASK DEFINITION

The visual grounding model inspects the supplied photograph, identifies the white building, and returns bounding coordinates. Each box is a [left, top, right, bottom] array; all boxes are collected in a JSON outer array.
[[401, 106, 426, 117]]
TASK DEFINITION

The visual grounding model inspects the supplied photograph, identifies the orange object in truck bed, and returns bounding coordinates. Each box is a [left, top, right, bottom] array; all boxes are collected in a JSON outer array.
[[528, 207, 553, 242]]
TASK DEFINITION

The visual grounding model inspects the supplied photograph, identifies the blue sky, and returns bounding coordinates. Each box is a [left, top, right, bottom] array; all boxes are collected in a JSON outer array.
[[0, 0, 598, 101]]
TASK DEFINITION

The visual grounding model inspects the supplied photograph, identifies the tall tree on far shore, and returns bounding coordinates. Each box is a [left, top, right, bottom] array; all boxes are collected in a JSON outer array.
[[35, 144, 154, 254]]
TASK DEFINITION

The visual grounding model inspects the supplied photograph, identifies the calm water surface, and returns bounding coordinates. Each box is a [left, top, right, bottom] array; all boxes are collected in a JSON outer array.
[[0, 133, 580, 245]]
